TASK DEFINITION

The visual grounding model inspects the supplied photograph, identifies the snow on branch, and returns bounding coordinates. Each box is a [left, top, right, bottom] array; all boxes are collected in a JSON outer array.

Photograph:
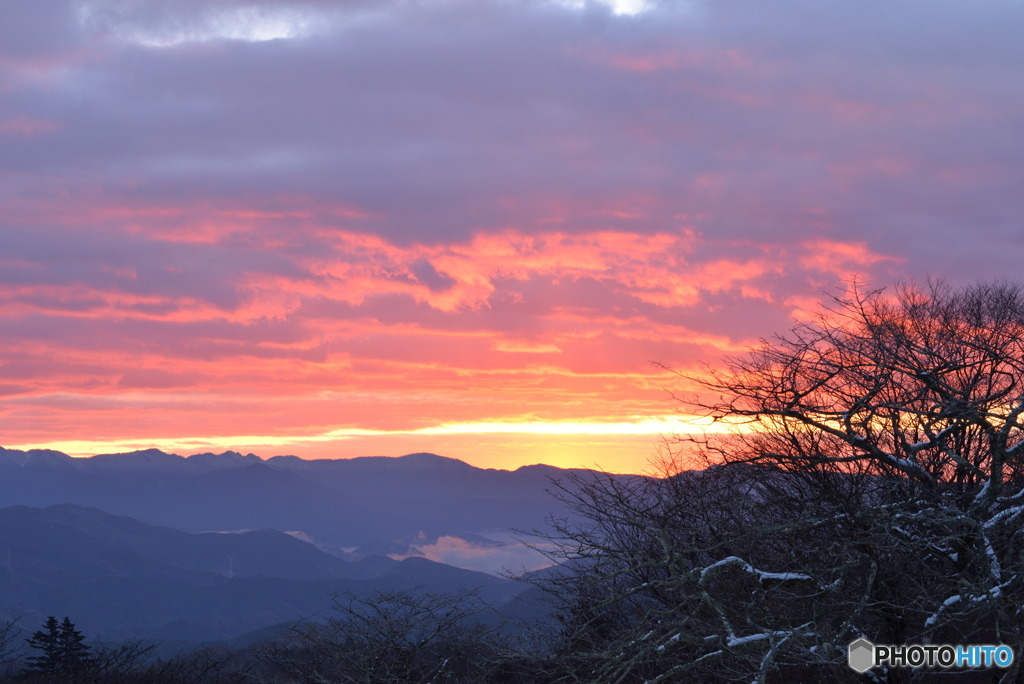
[[699, 556, 815, 584], [984, 504, 1024, 529], [924, 594, 962, 628], [924, 579, 1017, 630]]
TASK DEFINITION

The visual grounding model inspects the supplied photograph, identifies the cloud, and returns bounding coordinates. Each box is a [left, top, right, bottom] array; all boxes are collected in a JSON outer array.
[[0, 0, 1021, 470], [390, 533, 555, 576]]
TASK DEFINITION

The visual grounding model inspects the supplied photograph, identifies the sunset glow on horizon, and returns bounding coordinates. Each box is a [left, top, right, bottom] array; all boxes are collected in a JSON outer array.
[[7, 414, 748, 473], [3, 0, 1023, 473]]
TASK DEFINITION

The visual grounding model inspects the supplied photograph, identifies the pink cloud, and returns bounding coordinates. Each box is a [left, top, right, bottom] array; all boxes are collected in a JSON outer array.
[[390, 533, 554, 575], [0, 116, 61, 136], [799, 239, 903, 276]]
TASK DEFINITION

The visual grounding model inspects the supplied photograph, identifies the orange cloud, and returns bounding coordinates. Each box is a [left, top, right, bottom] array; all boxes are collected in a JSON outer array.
[[1, 195, 900, 472]]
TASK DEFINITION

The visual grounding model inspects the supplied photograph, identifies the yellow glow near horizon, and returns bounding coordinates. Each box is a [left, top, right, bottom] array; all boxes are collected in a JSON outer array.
[[8, 415, 748, 468], [413, 417, 734, 436]]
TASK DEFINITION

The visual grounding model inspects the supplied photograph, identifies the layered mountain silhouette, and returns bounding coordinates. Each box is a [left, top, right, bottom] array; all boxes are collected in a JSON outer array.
[[0, 448, 623, 642], [0, 503, 527, 642], [0, 448, 598, 550]]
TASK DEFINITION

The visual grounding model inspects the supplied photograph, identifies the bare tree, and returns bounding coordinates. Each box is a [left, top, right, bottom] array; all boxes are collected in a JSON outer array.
[[538, 281, 1024, 683], [257, 588, 519, 683], [0, 618, 22, 676]]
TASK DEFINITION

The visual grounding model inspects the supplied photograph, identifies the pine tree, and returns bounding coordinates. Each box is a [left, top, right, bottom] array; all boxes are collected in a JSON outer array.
[[25, 615, 93, 682], [25, 616, 60, 675], [56, 616, 91, 676]]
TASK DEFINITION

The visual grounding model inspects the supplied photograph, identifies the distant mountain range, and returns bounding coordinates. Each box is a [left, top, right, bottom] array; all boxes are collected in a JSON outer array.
[[0, 448, 598, 554], [0, 448, 623, 642], [0, 503, 535, 642]]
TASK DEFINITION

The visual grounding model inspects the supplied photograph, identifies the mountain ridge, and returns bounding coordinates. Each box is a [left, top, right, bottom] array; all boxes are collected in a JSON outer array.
[[0, 446, 630, 570], [0, 503, 524, 642]]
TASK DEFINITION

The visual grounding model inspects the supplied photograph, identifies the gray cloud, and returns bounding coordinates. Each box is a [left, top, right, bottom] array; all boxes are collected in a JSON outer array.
[[4, 2, 1019, 249]]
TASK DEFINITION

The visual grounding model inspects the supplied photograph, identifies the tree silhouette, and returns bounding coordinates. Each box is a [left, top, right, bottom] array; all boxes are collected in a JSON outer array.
[[538, 281, 1024, 683], [26, 616, 93, 682], [25, 617, 60, 675], [258, 588, 515, 683]]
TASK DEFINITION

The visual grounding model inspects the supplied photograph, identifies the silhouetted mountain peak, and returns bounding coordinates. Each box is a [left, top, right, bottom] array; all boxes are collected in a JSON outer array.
[[397, 452, 474, 470], [263, 452, 475, 475], [187, 451, 263, 468], [343, 452, 474, 473], [0, 447, 75, 468], [90, 448, 183, 470], [514, 463, 562, 474]]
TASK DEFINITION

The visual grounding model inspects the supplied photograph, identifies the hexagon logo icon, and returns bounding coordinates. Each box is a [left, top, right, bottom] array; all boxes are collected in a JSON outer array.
[[848, 638, 875, 673]]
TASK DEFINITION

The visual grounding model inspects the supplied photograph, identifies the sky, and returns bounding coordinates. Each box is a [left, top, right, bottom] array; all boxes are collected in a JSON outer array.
[[1, 0, 1022, 473]]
